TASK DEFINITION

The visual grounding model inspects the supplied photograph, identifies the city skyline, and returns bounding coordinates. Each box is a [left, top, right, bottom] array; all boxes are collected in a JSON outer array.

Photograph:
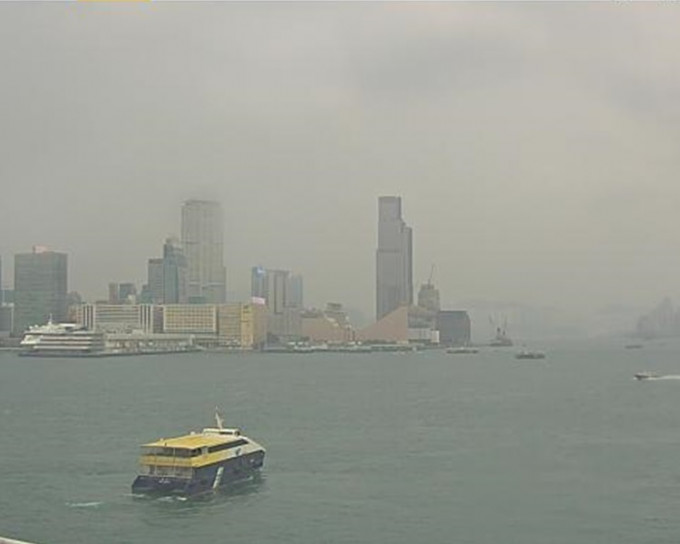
[[2, 4, 680, 329]]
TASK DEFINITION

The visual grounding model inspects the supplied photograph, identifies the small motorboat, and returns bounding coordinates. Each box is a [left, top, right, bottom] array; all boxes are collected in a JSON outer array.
[[634, 371, 659, 381]]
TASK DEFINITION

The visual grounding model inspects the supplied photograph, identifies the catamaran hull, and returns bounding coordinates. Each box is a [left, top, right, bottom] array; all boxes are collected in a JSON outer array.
[[131, 450, 265, 497]]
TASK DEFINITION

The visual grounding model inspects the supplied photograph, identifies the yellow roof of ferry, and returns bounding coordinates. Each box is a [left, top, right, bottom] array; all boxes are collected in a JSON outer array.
[[142, 432, 236, 449]]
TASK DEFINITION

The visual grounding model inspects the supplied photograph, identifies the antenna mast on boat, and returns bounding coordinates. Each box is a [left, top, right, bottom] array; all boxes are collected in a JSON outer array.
[[214, 407, 224, 430]]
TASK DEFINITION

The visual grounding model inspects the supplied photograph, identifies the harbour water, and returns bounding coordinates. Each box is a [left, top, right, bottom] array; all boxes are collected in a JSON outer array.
[[2, 339, 680, 544]]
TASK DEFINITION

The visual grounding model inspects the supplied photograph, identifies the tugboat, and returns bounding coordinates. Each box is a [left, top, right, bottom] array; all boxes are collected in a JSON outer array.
[[131, 411, 265, 497]]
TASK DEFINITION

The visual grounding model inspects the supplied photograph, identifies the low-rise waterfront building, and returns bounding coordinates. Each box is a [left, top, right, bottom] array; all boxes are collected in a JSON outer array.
[[217, 301, 267, 349], [301, 303, 355, 344], [357, 305, 438, 344], [436, 310, 471, 346], [162, 304, 217, 335], [75, 303, 159, 333]]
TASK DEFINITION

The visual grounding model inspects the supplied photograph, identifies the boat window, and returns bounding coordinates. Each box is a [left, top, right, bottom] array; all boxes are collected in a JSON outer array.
[[143, 446, 201, 457], [139, 465, 193, 478], [207, 438, 248, 453]]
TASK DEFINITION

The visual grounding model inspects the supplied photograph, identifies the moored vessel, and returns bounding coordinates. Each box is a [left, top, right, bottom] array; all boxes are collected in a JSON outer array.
[[19, 319, 106, 357], [131, 411, 265, 497], [19, 319, 199, 357], [489, 326, 513, 347]]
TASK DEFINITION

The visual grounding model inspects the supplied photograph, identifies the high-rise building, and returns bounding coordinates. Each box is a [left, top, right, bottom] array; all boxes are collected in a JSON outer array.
[[251, 267, 303, 314], [108, 282, 120, 304], [376, 196, 413, 321], [251, 266, 303, 341], [0, 255, 9, 337], [0, 306, 12, 338], [147, 237, 187, 304], [162, 237, 187, 304], [251, 266, 268, 303], [417, 282, 440, 313], [118, 283, 137, 303], [147, 259, 164, 303], [287, 273, 304, 309], [181, 200, 226, 304], [13, 246, 68, 335]]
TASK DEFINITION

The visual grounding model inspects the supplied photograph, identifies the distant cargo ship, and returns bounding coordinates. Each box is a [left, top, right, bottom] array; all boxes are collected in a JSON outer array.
[[131, 412, 265, 497], [489, 327, 513, 347]]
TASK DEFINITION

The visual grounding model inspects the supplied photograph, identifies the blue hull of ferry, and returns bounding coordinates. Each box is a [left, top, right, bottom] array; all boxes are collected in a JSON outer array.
[[131, 451, 265, 497]]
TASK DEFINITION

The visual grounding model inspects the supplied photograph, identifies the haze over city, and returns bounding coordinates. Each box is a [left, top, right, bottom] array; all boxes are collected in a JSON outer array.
[[2, 3, 680, 335]]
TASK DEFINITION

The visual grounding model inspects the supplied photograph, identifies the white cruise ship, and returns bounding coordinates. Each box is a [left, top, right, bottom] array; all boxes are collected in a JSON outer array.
[[19, 319, 106, 357]]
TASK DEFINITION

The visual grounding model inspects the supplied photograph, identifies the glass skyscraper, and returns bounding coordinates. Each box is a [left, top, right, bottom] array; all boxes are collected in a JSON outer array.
[[181, 200, 226, 304], [251, 267, 303, 314], [13, 247, 68, 335], [376, 196, 413, 321]]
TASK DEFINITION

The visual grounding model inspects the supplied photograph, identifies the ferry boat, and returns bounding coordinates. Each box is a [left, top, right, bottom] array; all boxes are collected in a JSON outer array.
[[446, 346, 479, 354], [19, 319, 106, 357], [131, 412, 265, 497], [19, 319, 199, 357], [515, 349, 546, 360]]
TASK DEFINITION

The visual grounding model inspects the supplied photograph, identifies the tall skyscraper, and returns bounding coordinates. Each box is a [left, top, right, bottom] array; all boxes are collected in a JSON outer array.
[[181, 200, 226, 304], [251, 266, 303, 341], [251, 267, 303, 314], [286, 273, 304, 309], [108, 282, 120, 304], [13, 246, 68, 335], [118, 283, 137, 303], [376, 196, 413, 321], [147, 237, 187, 304]]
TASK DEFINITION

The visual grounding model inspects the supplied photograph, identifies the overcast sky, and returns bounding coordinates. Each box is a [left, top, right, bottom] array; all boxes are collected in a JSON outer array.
[[1, 3, 680, 327]]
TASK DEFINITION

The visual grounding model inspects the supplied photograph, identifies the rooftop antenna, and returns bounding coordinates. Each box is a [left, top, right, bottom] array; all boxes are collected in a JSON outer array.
[[427, 264, 435, 286]]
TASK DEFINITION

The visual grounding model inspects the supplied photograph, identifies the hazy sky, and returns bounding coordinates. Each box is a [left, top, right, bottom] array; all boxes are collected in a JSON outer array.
[[1, 3, 680, 324]]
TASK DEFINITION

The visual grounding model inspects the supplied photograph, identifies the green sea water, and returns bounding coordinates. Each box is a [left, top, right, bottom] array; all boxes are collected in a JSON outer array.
[[1, 339, 680, 544]]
